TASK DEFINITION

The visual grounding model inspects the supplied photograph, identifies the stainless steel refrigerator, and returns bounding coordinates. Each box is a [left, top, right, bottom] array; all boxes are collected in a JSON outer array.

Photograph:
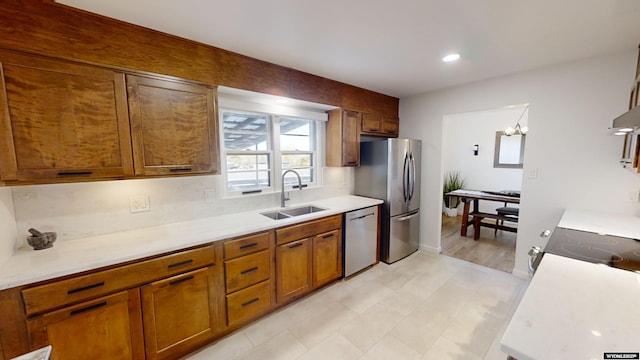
[[355, 138, 421, 263]]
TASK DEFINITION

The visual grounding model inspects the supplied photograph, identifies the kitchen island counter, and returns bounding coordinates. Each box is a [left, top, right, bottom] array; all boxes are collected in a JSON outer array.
[[0, 195, 382, 290], [500, 253, 640, 359]]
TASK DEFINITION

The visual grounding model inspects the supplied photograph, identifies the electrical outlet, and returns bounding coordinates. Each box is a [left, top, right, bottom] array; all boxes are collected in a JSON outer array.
[[205, 189, 215, 203], [129, 195, 150, 213]]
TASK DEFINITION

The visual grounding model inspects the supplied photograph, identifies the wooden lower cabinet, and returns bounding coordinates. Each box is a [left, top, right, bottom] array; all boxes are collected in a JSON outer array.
[[26, 289, 144, 360], [140, 267, 219, 360], [313, 229, 343, 288], [275, 238, 313, 303]]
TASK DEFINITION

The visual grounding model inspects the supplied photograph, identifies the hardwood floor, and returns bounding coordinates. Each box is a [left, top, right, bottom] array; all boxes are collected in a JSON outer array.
[[440, 214, 516, 273]]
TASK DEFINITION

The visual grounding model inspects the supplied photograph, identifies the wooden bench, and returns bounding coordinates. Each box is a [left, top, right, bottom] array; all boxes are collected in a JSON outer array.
[[470, 211, 518, 240]]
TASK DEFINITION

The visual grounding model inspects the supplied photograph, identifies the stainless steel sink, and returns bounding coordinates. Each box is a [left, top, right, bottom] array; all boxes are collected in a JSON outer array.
[[280, 205, 326, 217], [260, 205, 326, 220]]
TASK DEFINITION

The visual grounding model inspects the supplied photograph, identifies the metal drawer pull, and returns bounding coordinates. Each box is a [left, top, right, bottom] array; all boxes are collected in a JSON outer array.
[[240, 267, 259, 275], [169, 167, 193, 172], [170, 275, 194, 286], [70, 301, 107, 316], [239, 242, 258, 250], [350, 212, 376, 221], [241, 298, 260, 307], [167, 259, 193, 269], [288, 243, 303, 249], [67, 282, 105, 295], [57, 171, 93, 176], [322, 233, 335, 239]]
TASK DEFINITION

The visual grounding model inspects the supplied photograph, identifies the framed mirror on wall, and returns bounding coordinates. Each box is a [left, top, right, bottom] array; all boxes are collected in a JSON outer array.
[[494, 132, 525, 168]]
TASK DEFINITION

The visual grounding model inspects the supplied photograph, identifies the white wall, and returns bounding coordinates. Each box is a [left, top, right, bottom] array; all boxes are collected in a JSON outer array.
[[10, 167, 352, 248], [0, 188, 17, 263], [443, 106, 526, 213], [400, 50, 640, 277]]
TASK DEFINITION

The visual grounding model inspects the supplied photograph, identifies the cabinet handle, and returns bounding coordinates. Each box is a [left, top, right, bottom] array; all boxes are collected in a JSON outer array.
[[322, 233, 335, 239], [346, 161, 357, 165], [288, 243, 303, 249], [70, 301, 107, 316], [170, 275, 194, 286], [167, 259, 193, 269], [57, 171, 93, 176], [239, 242, 258, 250], [241, 298, 260, 307], [240, 267, 259, 275], [169, 167, 193, 172], [67, 282, 105, 295]]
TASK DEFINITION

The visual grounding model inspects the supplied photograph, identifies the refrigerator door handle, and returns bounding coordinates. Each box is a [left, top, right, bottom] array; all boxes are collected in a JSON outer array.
[[394, 209, 420, 222], [403, 153, 410, 202], [408, 153, 415, 201]]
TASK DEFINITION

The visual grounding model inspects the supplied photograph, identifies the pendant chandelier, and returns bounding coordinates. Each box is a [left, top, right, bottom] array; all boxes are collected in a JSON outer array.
[[504, 106, 529, 136]]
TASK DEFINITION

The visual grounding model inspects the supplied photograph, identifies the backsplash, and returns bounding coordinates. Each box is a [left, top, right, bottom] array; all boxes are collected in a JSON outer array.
[[0, 188, 17, 263], [10, 167, 353, 249]]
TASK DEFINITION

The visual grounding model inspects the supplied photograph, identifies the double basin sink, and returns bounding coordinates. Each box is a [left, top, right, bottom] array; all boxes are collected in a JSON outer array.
[[260, 205, 326, 220]]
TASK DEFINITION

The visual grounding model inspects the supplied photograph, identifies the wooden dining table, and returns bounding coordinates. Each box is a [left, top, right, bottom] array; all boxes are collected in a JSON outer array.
[[445, 189, 520, 237]]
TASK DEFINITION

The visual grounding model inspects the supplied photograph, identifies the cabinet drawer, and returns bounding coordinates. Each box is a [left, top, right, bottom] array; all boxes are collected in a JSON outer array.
[[225, 250, 270, 293], [226, 280, 271, 327], [22, 245, 215, 315], [224, 232, 270, 260], [275, 214, 342, 245]]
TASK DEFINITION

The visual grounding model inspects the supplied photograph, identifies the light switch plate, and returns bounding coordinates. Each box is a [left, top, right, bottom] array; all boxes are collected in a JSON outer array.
[[129, 195, 150, 213]]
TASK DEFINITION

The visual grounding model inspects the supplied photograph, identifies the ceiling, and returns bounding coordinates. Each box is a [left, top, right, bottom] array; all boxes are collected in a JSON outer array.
[[57, 0, 640, 98]]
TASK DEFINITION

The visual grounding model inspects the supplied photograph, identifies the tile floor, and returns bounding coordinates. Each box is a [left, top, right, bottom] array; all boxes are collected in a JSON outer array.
[[185, 251, 529, 360]]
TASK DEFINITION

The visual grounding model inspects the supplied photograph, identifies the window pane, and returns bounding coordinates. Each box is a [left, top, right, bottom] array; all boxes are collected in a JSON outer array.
[[226, 154, 271, 191], [280, 118, 313, 151], [223, 111, 269, 150], [282, 153, 312, 169]]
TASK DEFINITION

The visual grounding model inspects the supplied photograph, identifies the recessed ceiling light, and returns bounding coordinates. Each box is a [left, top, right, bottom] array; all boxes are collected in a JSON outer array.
[[442, 53, 461, 63]]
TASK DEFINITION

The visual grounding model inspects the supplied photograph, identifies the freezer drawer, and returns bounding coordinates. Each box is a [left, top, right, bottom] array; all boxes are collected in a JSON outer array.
[[344, 206, 379, 277], [386, 209, 420, 263]]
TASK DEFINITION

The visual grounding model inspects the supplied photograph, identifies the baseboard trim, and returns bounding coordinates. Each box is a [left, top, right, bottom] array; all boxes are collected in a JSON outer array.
[[420, 244, 441, 254]]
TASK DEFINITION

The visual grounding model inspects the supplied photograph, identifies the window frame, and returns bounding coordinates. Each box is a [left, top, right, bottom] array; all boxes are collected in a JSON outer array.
[[220, 106, 323, 198]]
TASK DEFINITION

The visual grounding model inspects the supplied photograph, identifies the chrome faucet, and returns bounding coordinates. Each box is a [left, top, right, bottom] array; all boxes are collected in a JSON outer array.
[[281, 169, 302, 207]]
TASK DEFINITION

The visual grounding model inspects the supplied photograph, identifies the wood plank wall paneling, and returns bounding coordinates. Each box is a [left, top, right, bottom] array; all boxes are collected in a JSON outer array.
[[0, 0, 219, 85], [0, 0, 398, 116], [216, 49, 291, 97], [290, 70, 344, 106]]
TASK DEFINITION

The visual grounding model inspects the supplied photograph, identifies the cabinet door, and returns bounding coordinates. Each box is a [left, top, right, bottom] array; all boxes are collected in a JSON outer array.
[[0, 50, 133, 182], [361, 113, 382, 134], [127, 75, 220, 176], [342, 110, 360, 166], [26, 289, 144, 360], [275, 238, 312, 304], [141, 267, 219, 360], [313, 229, 343, 288], [382, 116, 399, 137], [326, 109, 360, 167]]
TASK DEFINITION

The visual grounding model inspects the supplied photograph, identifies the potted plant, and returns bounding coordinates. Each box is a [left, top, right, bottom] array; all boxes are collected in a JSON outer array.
[[443, 171, 465, 217]]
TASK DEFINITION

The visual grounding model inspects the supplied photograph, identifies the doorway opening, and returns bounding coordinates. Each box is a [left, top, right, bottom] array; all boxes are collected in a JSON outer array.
[[439, 105, 528, 273]]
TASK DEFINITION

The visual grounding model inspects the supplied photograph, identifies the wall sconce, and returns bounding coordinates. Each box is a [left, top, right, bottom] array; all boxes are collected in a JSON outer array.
[[473, 144, 479, 156]]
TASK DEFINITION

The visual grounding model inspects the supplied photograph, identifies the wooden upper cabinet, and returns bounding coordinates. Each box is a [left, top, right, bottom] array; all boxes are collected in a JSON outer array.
[[126, 74, 220, 176], [0, 50, 133, 182], [360, 113, 399, 137], [326, 109, 360, 167]]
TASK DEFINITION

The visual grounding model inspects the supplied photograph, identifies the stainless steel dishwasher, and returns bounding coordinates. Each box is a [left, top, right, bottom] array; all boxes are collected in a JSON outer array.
[[344, 205, 379, 277]]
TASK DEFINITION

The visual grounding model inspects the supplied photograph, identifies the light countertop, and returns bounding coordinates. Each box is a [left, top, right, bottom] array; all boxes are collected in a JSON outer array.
[[501, 254, 640, 359], [557, 209, 640, 239], [0, 195, 382, 291]]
